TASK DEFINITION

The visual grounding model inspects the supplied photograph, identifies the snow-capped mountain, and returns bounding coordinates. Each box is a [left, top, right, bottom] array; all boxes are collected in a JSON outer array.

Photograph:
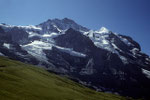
[[0, 18, 150, 99]]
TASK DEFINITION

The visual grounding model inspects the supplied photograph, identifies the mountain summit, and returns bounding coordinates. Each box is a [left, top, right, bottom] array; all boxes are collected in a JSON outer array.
[[38, 18, 89, 34], [0, 18, 150, 99]]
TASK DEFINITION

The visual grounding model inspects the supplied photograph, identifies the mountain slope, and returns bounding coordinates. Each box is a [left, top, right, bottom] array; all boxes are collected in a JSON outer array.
[[0, 18, 150, 99], [0, 56, 130, 100]]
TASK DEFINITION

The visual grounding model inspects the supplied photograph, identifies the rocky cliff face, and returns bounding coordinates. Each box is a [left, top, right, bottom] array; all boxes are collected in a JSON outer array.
[[0, 18, 150, 99]]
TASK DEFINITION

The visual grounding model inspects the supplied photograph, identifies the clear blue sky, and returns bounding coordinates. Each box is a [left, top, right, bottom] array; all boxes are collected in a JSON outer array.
[[0, 0, 150, 56]]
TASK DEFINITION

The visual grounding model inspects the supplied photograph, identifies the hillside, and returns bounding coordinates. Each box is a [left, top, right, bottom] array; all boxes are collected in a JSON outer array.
[[0, 56, 131, 100]]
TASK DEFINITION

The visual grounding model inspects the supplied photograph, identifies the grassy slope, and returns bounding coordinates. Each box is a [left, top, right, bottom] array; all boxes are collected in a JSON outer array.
[[0, 56, 131, 100]]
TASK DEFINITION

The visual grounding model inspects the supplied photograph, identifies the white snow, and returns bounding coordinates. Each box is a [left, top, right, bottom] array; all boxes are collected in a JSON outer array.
[[43, 34, 52, 37], [22, 39, 86, 63], [88, 30, 94, 38], [3, 43, 10, 49], [26, 40, 52, 49], [112, 43, 123, 52], [119, 36, 132, 46], [42, 33, 58, 38], [94, 42, 113, 52], [83, 28, 131, 65], [55, 46, 86, 58], [22, 40, 52, 62], [53, 25, 62, 32], [83, 27, 127, 55], [28, 32, 41, 38], [96, 27, 109, 34], [84, 28, 116, 53], [102, 39, 109, 44], [0, 24, 42, 32], [142, 68, 150, 79], [130, 48, 139, 55], [0, 52, 4, 56], [18, 25, 42, 30], [112, 43, 118, 49], [85, 29, 112, 52], [119, 55, 128, 64], [28, 31, 59, 39], [146, 58, 150, 62]]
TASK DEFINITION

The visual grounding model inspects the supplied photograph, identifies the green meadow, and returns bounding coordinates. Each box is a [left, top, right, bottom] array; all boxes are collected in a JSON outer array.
[[0, 56, 133, 100]]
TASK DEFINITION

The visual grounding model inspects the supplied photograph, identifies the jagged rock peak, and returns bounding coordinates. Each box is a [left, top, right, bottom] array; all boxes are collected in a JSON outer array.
[[38, 18, 89, 32]]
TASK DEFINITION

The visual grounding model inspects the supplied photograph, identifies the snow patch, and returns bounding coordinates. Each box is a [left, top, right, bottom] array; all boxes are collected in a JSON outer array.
[[130, 48, 139, 55], [102, 39, 109, 44], [28, 31, 59, 39], [119, 36, 132, 46], [84, 29, 116, 53], [96, 27, 109, 34], [28, 32, 41, 38], [142, 68, 150, 79], [145, 58, 150, 62], [3, 43, 10, 49], [0, 24, 42, 32], [119, 55, 128, 64], [22, 40, 52, 62], [0, 52, 4, 56], [84, 30, 94, 38], [53, 25, 62, 32], [112, 43, 123, 52], [42, 33, 58, 38], [18, 25, 42, 30], [55, 46, 86, 58]]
